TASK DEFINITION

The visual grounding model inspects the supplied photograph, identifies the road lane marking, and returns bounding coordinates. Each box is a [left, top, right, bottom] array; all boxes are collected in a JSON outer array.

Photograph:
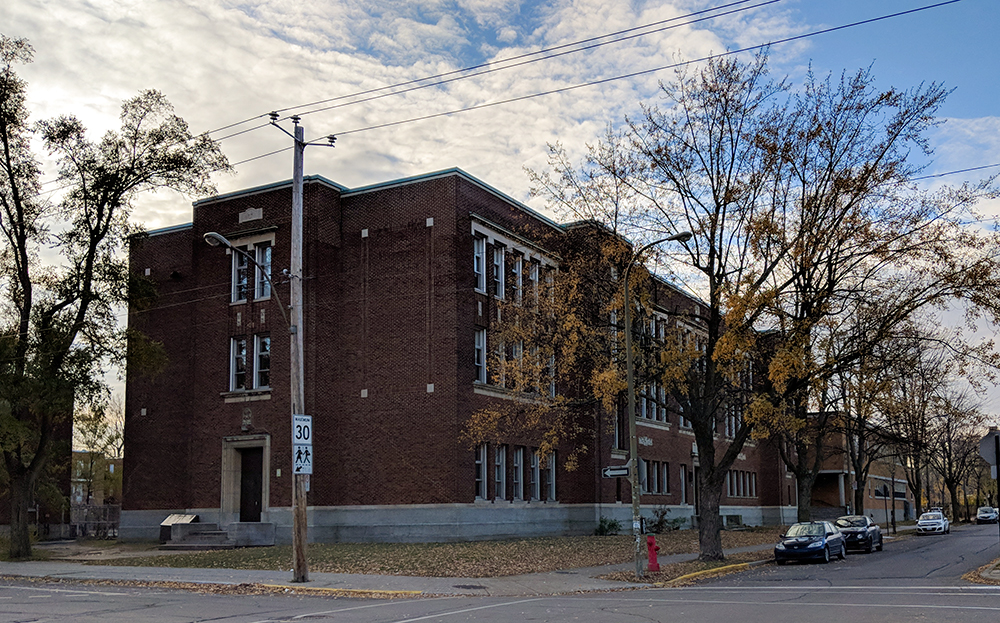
[[383, 598, 547, 623], [610, 597, 1000, 612], [667, 585, 1000, 591], [245, 597, 461, 623], [0, 585, 129, 596]]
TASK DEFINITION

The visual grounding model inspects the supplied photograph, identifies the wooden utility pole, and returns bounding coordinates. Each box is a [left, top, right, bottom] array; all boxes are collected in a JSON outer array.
[[289, 119, 308, 583]]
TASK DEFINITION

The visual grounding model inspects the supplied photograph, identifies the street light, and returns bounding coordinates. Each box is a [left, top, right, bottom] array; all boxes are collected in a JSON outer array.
[[203, 230, 307, 581], [623, 231, 692, 578]]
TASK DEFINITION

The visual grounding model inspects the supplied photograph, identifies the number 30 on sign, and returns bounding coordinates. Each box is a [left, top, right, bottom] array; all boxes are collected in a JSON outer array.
[[293, 415, 312, 444]]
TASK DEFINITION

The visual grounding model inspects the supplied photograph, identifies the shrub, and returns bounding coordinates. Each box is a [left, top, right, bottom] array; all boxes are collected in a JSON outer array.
[[595, 516, 622, 535]]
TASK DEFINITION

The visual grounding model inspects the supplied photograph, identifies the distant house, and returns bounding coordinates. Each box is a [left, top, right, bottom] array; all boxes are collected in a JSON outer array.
[[810, 430, 913, 523], [122, 169, 798, 543], [71, 450, 123, 506]]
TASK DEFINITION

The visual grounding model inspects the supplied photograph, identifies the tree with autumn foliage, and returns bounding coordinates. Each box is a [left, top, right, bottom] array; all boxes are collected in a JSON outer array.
[[733, 62, 1000, 522], [1, 34, 229, 558], [517, 53, 785, 562], [508, 51, 1000, 561]]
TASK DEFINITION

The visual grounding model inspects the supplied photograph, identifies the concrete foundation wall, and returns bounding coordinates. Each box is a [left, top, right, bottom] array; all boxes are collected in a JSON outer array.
[[123, 503, 797, 544]]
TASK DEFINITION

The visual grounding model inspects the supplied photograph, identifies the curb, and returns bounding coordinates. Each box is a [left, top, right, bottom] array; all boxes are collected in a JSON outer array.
[[258, 583, 424, 597], [656, 558, 772, 587]]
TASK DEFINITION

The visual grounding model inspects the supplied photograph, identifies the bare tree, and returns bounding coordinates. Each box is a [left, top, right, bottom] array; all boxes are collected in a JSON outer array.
[[930, 390, 985, 521]]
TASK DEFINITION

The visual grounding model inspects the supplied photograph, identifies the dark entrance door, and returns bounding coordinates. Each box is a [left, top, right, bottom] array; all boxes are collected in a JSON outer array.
[[239, 447, 263, 522]]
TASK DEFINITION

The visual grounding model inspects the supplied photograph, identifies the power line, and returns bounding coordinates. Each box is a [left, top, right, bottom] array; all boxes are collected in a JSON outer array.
[[911, 163, 1000, 181], [330, 0, 963, 139], [280, 0, 786, 121], [32, 0, 782, 186]]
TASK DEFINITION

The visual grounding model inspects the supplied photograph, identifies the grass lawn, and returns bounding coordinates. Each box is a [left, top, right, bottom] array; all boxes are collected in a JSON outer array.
[[85, 526, 785, 578]]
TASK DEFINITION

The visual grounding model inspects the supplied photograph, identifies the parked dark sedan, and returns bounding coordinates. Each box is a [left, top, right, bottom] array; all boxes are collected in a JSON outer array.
[[835, 515, 883, 553], [774, 521, 847, 565]]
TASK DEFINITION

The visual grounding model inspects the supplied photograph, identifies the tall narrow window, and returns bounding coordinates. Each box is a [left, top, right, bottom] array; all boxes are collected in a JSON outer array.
[[639, 458, 648, 493], [474, 329, 486, 383], [255, 242, 272, 299], [232, 247, 250, 302], [254, 335, 271, 388], [530, 451, 540, 500], [474, 445, 487, 499], [546, 452, 557, 501], [230, 337, 247, 390], [528, 261, 539, 307], [495, 445, 507, 501], [493, 246, 505, 298], [474, 237, 486, 292], [511, 254, 523, 302], [512, 447, 524, 500]]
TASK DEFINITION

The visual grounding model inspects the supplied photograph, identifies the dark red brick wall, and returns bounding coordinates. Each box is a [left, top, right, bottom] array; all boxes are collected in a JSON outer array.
[[124, 171, 780, 517]]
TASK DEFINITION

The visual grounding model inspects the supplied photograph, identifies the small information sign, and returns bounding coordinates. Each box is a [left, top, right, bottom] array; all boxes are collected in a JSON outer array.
[[293, 415, 313, 475], [293, 444, 313, 474]]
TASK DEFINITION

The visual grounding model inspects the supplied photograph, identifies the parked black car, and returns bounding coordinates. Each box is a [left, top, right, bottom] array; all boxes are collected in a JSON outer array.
[[835, 515, 883, 553], [774, 521, 847, 565]]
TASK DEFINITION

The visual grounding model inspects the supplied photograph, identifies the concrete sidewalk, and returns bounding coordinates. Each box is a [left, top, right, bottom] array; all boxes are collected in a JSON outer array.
[[0, 544, 775, 597]]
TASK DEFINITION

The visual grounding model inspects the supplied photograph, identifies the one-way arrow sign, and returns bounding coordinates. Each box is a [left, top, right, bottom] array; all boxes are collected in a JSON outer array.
[[981, 429, 1000, 480], [602, 465, 631, 479]]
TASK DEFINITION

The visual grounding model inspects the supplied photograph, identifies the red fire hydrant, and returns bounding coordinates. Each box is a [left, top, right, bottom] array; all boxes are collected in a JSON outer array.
[[646, 535, 660, 572]]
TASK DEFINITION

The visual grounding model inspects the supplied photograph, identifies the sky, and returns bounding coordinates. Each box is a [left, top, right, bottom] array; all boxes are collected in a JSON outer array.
[[6, 0, 1000, 416]]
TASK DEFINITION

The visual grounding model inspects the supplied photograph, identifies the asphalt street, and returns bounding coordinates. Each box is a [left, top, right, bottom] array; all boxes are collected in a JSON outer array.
[[0, 523, 998, 623]]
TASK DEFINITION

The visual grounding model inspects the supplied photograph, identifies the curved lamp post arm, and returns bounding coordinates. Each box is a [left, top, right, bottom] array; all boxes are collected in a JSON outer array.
[[623, 231, 692, 578], [204, 231, 290, 328]]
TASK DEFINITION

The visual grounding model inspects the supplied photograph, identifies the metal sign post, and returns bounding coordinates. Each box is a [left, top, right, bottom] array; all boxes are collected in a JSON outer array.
[[979, 428, 1000, 544]]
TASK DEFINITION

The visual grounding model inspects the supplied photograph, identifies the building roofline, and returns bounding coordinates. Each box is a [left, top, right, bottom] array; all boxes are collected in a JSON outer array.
[[145, 222, 193, 237], [192, 175, 347, 207], [342, 168, 563, 233]]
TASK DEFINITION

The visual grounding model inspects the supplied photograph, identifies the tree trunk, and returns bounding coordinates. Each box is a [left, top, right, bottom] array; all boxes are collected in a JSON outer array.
[[853, 486, 866, 517], [8, 470, 34, 559], [797, 473, 817, 522], [947, 482, 961, 523], [697, 475, 724, 561]]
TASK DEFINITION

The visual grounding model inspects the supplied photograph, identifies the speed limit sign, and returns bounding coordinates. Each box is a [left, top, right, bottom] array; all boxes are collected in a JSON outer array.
[[293, 414, 313, 474]]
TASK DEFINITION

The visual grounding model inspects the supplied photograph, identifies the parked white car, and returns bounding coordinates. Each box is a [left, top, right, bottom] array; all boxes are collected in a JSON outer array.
[[976, 506, 999, 524], [916, 511, 950, 534]]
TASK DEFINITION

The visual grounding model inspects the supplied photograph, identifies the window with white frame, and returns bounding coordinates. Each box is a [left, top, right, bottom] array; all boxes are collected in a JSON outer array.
[[512, 447, 524, 500], [229, 239, 274, 303], [254, 334, 271, 388], [546, 452, 557, 501], [492, 245, 505, 298], [232, 247, 250, 302], [528, 261, 539, 307], [640, 460, 668, 494], [475, 445, 487, 499], [495, 445, 507, 501], [255, 242, 272, 299], [511, 253, 523, 302], [231, 334, 271, 392], [530, 451, 540, 500], [679, 405, 692, 428], [727, 470, 758, 498], [474, 237, 486, 292], [474, 328, 486, 383], [230, 337, 247, 390]]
